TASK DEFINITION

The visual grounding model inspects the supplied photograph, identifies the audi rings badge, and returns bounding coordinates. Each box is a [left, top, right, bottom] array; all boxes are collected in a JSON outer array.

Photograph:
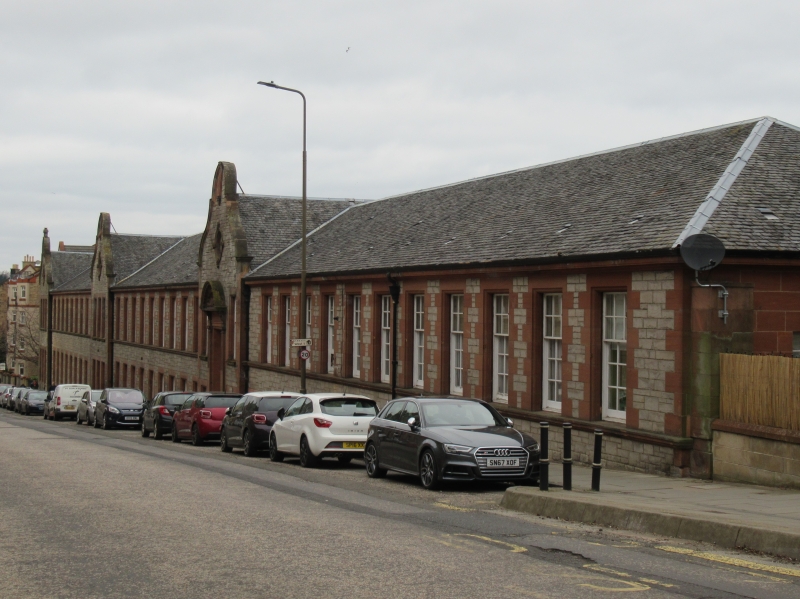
[[493, 448, 511, 457]]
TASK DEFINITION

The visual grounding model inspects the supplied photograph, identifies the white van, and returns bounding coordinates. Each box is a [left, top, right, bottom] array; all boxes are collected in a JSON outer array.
[[50, 384, 92, 420]]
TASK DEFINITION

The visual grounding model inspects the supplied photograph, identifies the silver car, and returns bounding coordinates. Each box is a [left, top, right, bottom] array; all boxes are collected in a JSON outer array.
[[76, 390, 102, 426]]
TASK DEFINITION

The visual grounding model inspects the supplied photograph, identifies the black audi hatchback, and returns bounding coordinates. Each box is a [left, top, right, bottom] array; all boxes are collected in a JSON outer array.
[[365, 397, 539, 490]]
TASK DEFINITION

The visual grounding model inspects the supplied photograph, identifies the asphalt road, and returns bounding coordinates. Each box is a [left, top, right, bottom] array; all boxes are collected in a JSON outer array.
[[1, 410, 799, 599]]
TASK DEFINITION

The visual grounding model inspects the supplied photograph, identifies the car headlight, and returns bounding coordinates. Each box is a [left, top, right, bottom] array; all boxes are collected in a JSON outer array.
[[443, 444, 474, 455], [108, 406, 120, 414], [526, 443, 540, 454]]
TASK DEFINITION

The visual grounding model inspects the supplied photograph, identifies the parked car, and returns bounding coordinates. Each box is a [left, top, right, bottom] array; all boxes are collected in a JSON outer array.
[[0, 386, 14, 410], [141, 392, 193, 439], [364, 397, 540, 490], [0, 385, 10, 408], [93, 388, 146, 430], [76, 390, 102, 425], [46, 384, 91, 420], [220, 391, 302, 456], [9, 387, 28, 412], [269, 393, 378, 467], [171, 393, 241, 446], [17, 389, 49, 415]]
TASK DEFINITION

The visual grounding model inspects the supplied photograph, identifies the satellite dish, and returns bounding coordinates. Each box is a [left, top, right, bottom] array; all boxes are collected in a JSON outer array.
[[680, 234, 726, 272]]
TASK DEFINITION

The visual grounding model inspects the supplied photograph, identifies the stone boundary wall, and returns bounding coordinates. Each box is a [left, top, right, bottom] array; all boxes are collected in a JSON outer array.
[[713, 430, 800, 489]]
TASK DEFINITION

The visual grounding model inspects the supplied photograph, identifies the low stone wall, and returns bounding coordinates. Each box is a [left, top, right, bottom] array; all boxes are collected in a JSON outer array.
[[713, 424, 800, 489]]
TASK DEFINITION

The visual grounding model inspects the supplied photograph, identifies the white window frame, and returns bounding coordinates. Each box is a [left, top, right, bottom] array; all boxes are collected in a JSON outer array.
[[19, 338, 25, 351], [284, 296, 291, 367], [450, 294, 464, 395], [20, 311, 26, 325], [18, 361, 24, 376], [11, 311, 16, 323], [602, 292, 628, 422], [542, 294, 562, 412], [327, 296, 335, 374], [381, 296, 391, 383], [266, 296, 273, 364], [352, 296, 362, 378], [20, 285, 26, 299], [493, 294, 509, 403], [413, 295, 425, 389]]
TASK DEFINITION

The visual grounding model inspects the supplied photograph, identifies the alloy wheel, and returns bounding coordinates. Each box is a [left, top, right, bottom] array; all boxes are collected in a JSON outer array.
[[269, 433, 284, 462], [299, 436, 317, 468], [420, 451, 440, 490], [243, 430, 254, 457], [172, 426, 180, 443], [191, 425, 202, 446], [364, 444, 386, 478], [220, 430, 232, 453], [153, 419, 162, 440]]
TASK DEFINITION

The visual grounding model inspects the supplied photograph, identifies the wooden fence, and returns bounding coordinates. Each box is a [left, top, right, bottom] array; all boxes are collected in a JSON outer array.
[[720, 353, 800, 432]]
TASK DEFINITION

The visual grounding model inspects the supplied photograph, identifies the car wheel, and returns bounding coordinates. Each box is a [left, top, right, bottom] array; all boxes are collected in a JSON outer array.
[[191, 424, 202, 446], [338, 455, 353, 465], [299, 436, 318, 468], [364, 443, 387, 478], [153, 419, 163, 440], [419, 450, 440, 490], [93, 413, 100, 428], [171, 425, 181, 443], [244, 430, 259, 457], [76, 411, 82, 425], [269, 432, 284, 462], [43, 410, 48, 420], [141, 421, 150, 437], [220, 429, 232, 453], [101, 414, 111, 430]]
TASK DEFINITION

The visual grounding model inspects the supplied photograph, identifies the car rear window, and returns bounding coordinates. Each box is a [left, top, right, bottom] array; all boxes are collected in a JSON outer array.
[[320, 399, 378, 417], [257, 396, 299, 412], [204, 396, 241, 409], [27, 392, 48, 401], [109, 390, 144, 403]]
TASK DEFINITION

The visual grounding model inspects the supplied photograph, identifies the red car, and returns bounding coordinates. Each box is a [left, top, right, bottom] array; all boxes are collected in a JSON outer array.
[[171, 393, 242, 446]]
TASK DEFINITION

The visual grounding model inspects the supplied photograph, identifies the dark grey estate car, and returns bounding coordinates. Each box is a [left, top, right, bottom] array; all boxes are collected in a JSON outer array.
[[365, 397, 540, 490]]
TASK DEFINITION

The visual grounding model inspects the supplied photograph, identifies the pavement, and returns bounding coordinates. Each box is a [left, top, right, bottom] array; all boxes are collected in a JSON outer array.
[[502, 463, 800, 560]]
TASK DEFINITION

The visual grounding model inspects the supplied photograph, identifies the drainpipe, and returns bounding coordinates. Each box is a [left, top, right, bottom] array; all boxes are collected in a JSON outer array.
[[387, 274, 401, 399]]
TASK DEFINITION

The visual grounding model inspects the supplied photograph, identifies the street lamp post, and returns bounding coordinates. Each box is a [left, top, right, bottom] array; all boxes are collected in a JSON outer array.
[[257, 81, 308, 394]]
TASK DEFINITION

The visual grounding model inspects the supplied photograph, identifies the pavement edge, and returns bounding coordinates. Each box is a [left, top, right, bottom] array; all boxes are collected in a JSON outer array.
[[500, 487, 800, 560]]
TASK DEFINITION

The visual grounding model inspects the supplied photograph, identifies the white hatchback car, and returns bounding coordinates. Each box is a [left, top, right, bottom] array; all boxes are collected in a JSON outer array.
[[269, 393, 379, 467]]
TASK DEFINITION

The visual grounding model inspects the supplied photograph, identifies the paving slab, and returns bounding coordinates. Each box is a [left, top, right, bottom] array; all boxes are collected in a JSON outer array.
[[501, 464, 800, 560]]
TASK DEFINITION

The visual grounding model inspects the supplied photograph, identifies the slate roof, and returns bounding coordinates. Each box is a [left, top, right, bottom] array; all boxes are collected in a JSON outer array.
[[54, 266, 92, 292], [51, 252, 93, 290], [238, 196, 352, 265], [116, 233, 202, 288], [108, 234, 185, 283], [249, 118, 800, 279]]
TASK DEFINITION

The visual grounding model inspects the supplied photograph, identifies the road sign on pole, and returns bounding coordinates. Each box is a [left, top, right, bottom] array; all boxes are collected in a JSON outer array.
[[291, 338, 312, 347], [298, 348, 310, 361]]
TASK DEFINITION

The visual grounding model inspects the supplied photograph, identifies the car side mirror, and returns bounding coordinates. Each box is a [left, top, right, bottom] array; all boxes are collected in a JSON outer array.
[[506, 418, 513, 427], [407, 417, 418, 429], [225, 407, 231, 415], [277, 407, 285, 420]]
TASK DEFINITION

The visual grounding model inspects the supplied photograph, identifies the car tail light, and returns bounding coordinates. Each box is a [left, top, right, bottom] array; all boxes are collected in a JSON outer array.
[[56, 396, 61, 406], [252, 413, 267, 425], [200, 410, 212, 419], [314, 418, 333, 428], [158, 406, 171, 417]]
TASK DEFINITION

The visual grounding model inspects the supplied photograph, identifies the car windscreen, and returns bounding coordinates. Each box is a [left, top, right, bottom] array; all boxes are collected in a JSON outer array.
[[204, 396, 240, 409], [420, 401, 505, 427], [164, 393, 192, 406], [109, 390, 144, 404], [257, 396, 300, 412], [27, 392, 48, 401], [320, 399, 378, 417]]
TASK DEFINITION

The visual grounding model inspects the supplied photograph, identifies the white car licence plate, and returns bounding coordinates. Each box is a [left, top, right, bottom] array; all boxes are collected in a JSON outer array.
[[124, 416, 139, 421], [486, 458, 519, 468]]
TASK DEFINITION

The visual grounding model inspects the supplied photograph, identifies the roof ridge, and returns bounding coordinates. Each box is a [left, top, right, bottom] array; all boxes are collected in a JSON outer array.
[[673, 118, 774, 248], [110, 233, 186, 238], [56, 250, 93, 255], [115, 236, 191, 286], [354, 116, 768, 209], [240, 194, 360, 203], [247, 204, 358, 276]]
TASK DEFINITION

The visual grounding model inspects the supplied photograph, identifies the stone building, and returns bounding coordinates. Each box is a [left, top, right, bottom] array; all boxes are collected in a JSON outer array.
[[40, 117, 800, 478], [4, 256, 42, 384]]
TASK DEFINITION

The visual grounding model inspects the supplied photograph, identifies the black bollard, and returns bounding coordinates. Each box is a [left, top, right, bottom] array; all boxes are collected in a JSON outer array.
[[563, 422, 572, 491], [539, 422, 549, 491], [591, 429, 603, 492]]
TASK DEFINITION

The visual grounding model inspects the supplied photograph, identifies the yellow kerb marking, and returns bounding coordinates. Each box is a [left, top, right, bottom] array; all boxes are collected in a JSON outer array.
[[657, 546, 800, 578], [579, 581, 650, 592], [434, 502, 473, 512], [584, 564, 631, 578], [455, 534, 528, 553]]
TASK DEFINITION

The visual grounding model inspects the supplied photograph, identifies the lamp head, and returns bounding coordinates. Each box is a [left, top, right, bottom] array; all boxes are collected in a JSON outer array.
[[257, 81, 277, 88]]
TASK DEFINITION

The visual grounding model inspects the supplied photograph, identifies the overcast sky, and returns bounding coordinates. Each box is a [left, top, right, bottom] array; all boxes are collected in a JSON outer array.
[[1, 1, 799, 270]]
